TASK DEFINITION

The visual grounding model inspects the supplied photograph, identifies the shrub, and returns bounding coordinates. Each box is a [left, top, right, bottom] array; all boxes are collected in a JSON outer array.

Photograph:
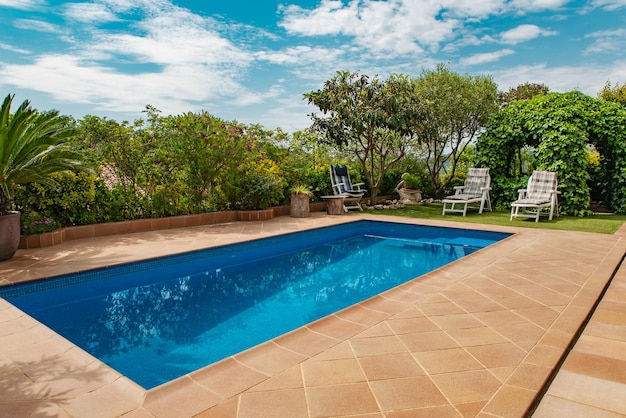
[[19, 209, 60, 235]]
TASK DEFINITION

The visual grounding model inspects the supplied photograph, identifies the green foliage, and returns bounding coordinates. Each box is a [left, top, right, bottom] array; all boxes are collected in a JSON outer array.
[[475, 91, 626, 215], [305, 71, 422, 203], [411, 64, 499, 198], [400, 173, 421, 189], [598, 80, 626, 107], [19, 209, 60, 235], [0, 94, 91, 216], [224, 165, 284, 210], [14, 172, 98, 226]]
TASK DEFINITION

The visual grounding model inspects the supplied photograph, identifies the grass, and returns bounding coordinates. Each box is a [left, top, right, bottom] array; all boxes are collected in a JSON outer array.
[[377, 203, 626, 234]]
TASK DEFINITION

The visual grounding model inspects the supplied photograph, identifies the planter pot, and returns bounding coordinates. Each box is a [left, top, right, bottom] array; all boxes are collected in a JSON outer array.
[[290, 194, 310, 218], [0, 211, 20, 261], [398, 188, 422, 204]]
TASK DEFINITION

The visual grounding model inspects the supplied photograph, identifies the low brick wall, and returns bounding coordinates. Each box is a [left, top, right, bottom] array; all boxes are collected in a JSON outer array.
[[19, 202, 329, 250]]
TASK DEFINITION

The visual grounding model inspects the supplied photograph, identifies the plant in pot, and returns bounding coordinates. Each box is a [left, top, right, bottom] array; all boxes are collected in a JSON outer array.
[[290, 184, 313, 218], [0, 94, 90, 261], [396, 173, 422, 204]]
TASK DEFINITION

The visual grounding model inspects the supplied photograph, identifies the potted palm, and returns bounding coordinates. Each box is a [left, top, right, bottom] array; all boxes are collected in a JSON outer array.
[[290, 184, 313, 218], [0, 94, 90, 260]]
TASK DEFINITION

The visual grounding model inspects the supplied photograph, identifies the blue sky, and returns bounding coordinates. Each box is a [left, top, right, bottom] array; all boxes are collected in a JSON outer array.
[[0, 0, 625, 132]]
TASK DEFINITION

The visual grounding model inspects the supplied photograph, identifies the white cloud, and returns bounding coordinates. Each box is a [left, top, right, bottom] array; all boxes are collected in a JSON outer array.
[[490, 62, 626, 96], [509, 0, 571, 12], [63, 3, 119, 23], [460, 49, 515, 66], [0, 42, 30, 54], [255, 46, 344, 65], [13, 18, 60, 33], [0, 0, 45, 10], [500, 24, 557, 44], [584, 28, 626, 54], [279, 0, 458, 55], [589, 0, 626, 10]]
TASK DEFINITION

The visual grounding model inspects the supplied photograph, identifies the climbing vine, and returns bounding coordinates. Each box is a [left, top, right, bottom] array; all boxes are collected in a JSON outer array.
[[475, 91, 626, 215]]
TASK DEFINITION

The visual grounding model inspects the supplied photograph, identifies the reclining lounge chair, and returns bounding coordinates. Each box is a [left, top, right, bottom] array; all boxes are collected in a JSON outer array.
[[442, 168, 492, 216], [330, 165, 366, 211], [510, 170, 559, 222]]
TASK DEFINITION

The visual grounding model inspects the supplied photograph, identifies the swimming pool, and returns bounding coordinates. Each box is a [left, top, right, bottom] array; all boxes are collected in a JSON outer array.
[[0, 220, 509, 389]]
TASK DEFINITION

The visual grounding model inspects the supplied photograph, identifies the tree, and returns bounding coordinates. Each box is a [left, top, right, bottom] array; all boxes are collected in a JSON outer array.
[[304, 71, 421, 203], [411, 64, 498, 198], [498, 82, 549, 108], [598, 80, 626, 107]]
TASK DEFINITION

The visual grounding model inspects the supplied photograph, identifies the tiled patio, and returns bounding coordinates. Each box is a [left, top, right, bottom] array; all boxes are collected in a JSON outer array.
[[0, 212, 625, 417]]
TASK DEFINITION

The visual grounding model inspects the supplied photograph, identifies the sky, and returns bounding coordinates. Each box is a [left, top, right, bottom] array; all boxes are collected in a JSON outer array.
[[0, 0, 625, 132]]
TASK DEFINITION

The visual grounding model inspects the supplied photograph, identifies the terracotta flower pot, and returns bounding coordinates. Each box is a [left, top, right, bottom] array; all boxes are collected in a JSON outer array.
[[0, 211, 20, 261]]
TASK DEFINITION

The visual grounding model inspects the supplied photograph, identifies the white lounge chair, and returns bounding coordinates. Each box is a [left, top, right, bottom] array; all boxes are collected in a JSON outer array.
[[442, 168, 492, 216], [330, 165, 366, 211], [510, 170, 559, 222]]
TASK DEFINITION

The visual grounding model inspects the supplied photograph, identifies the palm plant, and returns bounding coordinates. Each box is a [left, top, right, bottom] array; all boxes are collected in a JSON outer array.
[[0, 94, 89, 216]]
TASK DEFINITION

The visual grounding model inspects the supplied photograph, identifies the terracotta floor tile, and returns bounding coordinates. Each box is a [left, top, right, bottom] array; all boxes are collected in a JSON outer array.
[[429, 313, 484, 330], [234, 342, 307, 376], [358, 353, 425, 380], [194, 396, 239, 418], [413, 348, 483, 375], [274, 327, 339, 357], [446, 326, 508, 346], [306, 383, 379, 417], [492, 321, 546, 344], [386, 316, 440, 334], [335, 304, 391, 326], [386, 405, 461, 417], [418, 301, 466, 316], [369, 376, 448, 411], [533, 394, 625, 418], [248, 366, 303, 392], [190, 358, 269, 399], [574, 334, 626, 360], [562, 351, 626, 384], [545, 370, 626, 414], [432, 370, 502, 404], [302, 358, 366, 386], [307, 315, 366, 340], [481, 384, 537, 418], [466, 342, 527, 368], [351, 335, 409, 358], [505, 362, 552, 391], [472, 309, 527, 326], [238, 388, 308, 418], [399, 330, 460, 352]]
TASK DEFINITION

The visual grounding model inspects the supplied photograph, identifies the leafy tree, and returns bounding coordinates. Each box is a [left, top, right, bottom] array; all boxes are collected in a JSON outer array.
[[411, 64, 499, 198], [598, 80, 626, 107], [304, 71, 421, 203]]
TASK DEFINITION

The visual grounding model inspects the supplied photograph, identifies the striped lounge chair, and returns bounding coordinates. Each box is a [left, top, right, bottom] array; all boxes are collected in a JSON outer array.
[[442, 168, 492, 216], [510, 170, 559, 222]]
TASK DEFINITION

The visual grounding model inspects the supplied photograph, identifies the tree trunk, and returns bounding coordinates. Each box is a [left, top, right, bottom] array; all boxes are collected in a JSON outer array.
[[290, 194, 310, 218]]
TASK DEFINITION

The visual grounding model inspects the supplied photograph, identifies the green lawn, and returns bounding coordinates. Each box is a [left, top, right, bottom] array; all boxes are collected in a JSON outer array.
[[377, 203, 626, 234]]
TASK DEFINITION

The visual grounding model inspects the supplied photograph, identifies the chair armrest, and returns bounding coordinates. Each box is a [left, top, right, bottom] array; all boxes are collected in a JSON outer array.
[[453, 185, 464, 195], [353, 182, 365, 190], [517, 189, 527, 199]]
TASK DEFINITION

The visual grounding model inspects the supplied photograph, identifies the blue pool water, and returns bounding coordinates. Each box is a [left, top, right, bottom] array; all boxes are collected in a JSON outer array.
[[0, 220, 509, 389]]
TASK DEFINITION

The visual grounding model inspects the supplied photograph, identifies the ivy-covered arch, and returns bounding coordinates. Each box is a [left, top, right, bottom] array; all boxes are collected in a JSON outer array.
[[475, 91, 626, 215]]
